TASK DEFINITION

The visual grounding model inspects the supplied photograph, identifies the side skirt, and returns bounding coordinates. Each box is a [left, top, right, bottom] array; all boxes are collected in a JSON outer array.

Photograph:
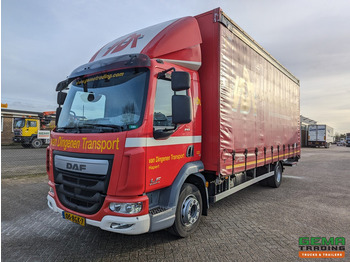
[[210, 171, 275, 203]]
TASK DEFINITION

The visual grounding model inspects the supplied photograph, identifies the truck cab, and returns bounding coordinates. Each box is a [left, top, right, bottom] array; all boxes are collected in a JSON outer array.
[[13, 118, 43, 148], [47, 16, 205, 236], [48, 56, 204, 235], [13, 112, 55, 148]]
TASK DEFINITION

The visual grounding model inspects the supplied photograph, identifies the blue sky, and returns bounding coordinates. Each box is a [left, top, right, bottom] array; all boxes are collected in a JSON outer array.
[[2, 0, 350, 133]]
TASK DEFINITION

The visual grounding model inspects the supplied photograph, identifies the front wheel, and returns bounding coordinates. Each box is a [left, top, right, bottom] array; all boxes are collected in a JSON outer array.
[[31, 138, 43, 148], [170, 183, 202, 238]]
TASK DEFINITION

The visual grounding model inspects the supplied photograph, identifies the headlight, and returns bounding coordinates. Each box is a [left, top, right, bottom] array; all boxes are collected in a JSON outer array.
[[109, 202, 142, 214]]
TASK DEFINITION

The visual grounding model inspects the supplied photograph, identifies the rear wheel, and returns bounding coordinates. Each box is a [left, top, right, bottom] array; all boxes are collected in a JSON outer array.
[[267, 162, 282, 188], [31, 138, 43, 148], [170, 183, 202, 238]]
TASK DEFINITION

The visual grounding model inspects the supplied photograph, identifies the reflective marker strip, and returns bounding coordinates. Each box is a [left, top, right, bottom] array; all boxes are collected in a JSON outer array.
[[125, 136, 202, 148]]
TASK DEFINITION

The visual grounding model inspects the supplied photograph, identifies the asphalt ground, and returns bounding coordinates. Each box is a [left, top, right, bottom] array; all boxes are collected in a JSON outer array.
[[1, 146, 350, 261]]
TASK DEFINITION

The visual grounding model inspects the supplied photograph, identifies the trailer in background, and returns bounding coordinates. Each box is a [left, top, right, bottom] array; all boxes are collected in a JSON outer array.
[[346, 133, 350, 147], [308, 125, 334, 148]]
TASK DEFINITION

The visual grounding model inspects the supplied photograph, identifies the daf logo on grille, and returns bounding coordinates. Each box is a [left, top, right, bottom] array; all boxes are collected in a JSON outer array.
[[55, 155, 108, 175], [66, 163, 87, 171]]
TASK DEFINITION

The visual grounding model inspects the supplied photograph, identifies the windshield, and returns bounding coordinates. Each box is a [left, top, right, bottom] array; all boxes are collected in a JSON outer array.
[[14, 118, 25, 128], [57, 68, 149, 133]]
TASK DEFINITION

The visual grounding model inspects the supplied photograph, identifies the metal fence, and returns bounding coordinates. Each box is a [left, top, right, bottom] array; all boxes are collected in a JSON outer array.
[[1, 114, 48, 178], [1, 145, 47, 178]]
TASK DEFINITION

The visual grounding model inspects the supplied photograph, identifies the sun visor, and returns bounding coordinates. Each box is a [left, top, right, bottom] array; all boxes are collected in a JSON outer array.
[[90, 17, 202, 70], [69, 54, 150, 79]]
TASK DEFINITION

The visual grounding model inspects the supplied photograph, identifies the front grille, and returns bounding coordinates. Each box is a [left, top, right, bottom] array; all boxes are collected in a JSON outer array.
[[53, 151, 113, 215], [14, 129, 22, 136]]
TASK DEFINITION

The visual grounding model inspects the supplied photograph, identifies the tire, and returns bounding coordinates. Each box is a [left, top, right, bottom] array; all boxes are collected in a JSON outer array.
[[170, 183, 202, 238], [31, 138, 43, 148], [267, 162, 282, 188]]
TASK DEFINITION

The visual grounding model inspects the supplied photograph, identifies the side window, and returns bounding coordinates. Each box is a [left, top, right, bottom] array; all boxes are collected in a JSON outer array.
[[27, 121, 37, 127], [153, 79, 185, 129]]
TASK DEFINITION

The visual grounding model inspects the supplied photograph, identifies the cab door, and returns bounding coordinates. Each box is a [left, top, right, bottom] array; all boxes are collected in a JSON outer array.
[[24, 119, 39, 137], [145, 70, 198, 192]]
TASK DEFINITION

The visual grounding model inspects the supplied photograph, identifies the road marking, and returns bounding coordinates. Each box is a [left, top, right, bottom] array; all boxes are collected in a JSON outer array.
[[283, 175, 305, 180]]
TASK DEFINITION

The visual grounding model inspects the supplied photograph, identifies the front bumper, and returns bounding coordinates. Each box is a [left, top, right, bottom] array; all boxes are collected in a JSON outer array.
[[308, 141, 325, 146], [13, 136, 31, 144], [47, 195, 150, 235], [13, 137, 24, 143]]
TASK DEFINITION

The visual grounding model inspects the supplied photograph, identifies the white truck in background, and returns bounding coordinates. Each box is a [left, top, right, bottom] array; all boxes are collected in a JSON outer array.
[[308, 125, 334, 148], [346, 133, 350, 147]]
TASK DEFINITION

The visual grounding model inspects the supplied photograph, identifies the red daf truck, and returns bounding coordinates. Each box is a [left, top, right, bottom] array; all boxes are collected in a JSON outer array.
[[47, 8, 300, 237]]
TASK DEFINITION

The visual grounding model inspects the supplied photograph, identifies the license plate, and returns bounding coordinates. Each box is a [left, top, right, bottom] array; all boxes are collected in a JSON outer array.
[[62, 211, 86, 226]]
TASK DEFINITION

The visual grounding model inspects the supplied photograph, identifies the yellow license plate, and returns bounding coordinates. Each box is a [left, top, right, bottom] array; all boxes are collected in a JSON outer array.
[[62, 211, 86, 226]]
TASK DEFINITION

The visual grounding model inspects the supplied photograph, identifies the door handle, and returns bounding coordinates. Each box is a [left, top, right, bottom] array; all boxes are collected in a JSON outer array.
[[186, 145, 194, 157]]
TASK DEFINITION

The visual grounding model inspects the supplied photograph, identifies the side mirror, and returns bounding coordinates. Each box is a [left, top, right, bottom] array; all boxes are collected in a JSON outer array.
[[172, 95, 192, 124], [171, 71, 190, 91], [57, 92, 67, 105], [56, 78, 74, 91], [55, 107, 62, 125], [56, 80, 69, 91]]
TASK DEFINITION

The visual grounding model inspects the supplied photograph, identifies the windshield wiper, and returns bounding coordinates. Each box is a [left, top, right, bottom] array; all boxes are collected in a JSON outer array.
[[83, 123, 124, 132], [56, 126, 83, 133], [57, 124, 124, 133]]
